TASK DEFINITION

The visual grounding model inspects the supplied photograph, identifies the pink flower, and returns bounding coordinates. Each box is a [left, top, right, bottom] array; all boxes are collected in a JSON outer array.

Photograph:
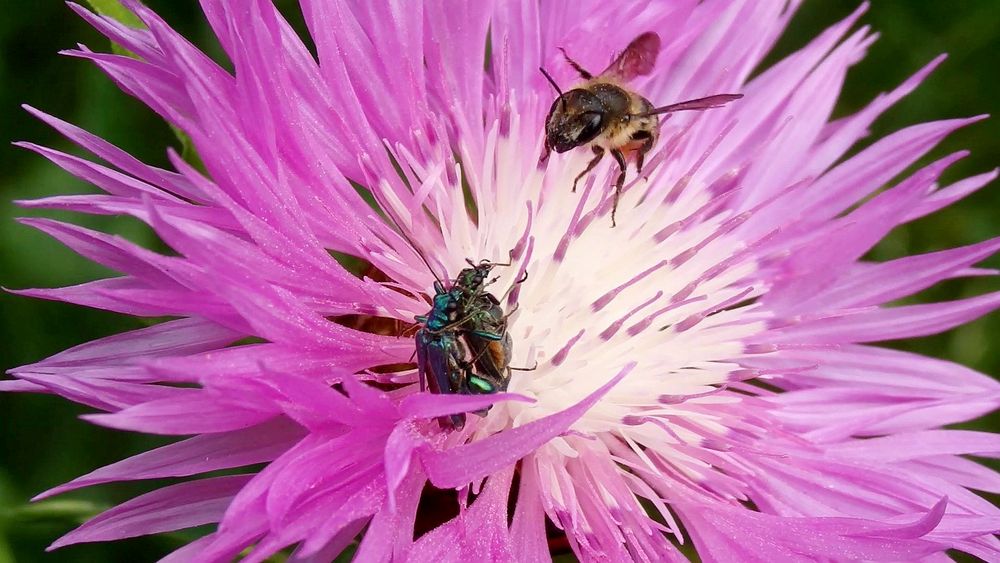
[[6, 1, 1000, 561]]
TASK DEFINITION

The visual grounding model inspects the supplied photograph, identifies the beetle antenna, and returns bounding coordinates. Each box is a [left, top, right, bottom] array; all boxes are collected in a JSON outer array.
[[395, 224, 445, 288], [365, 155, 446, 288]]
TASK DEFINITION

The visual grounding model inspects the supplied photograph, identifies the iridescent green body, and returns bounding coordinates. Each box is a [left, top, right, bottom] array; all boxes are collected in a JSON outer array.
[[461, 292, 512, 390], [413, 261, 514, 428]]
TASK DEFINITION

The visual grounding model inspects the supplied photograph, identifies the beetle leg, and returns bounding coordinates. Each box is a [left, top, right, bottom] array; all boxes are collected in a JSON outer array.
[[415, 332, 429, 392], [498, 272, 528, 303], [501, 301, 520, 321], [573, 145, 605, 192]]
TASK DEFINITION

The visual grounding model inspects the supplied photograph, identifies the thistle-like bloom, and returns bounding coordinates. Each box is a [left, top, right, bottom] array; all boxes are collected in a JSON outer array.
[[6, 1, 1000, 561]]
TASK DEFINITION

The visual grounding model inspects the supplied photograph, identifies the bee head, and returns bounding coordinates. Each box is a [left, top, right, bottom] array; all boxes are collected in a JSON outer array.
[[544, 89, 606, 153]]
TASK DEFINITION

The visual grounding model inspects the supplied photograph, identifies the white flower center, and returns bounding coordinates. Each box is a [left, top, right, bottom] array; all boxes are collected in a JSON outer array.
[[455, 111, 769, 445]]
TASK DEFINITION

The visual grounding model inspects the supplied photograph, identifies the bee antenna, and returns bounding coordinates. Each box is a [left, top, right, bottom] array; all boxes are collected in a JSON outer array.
[[539, 67, 567, 111], [539, 67, 563, 96]]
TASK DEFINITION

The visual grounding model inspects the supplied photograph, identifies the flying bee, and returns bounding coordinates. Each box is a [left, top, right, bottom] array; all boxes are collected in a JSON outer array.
[[540, 32, 744, 226]]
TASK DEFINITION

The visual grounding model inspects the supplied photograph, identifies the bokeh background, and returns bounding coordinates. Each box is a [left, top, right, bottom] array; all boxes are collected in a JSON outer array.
[[1, 2, 997, 561]]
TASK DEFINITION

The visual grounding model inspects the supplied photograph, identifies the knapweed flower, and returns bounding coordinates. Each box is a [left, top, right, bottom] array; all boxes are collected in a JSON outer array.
[[6, 0, 1000, 560]]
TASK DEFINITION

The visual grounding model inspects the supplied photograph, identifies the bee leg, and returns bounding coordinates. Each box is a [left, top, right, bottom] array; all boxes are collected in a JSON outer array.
[[610, 148, 628, 227], [558, 47, 594, 79], [572, 145, 605, 193], [540, 142, 551, 165], [635, 135, 655, 176]]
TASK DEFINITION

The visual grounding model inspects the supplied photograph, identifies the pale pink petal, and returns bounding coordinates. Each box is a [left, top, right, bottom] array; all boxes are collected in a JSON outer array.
[[50, 475, 251, 549], [36, 418, 304, 500]]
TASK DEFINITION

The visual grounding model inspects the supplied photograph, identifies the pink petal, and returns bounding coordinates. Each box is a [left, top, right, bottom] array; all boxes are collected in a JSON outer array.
[[36, 417, 303, 500], [509, 461, 554, 563], [84, 392, 277, 435], [421, 363, 635, 488], [410, 467, 515, 563], [827, 431, 1000, 462], [765, 291, 1000, 344], [678, 498, 948, 562], [0, 379, 47, 392], [50, 475, 250, 550], [17, 317, 240, 369], [399, 390, 535, 419]]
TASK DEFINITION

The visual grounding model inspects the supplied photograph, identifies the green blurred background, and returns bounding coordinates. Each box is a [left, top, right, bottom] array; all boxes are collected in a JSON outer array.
[[0, 2, 997, 561]]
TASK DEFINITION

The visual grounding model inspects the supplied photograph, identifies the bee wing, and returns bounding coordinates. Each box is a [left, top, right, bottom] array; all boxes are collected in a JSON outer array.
[[637, 94, 744, 117], [600, 32, 661, 81]]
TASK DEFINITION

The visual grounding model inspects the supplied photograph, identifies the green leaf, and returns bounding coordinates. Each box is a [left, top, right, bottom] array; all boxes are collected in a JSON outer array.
[[169, 124, 208, 174], [0, 533, 13, 563], [236, 545, 289, 562], [3, 499, 105, 524], [83, 1, 206, 171], [84, 0, 143, 28], [333, 543, 357, 562], [85, 0, 143, 58]]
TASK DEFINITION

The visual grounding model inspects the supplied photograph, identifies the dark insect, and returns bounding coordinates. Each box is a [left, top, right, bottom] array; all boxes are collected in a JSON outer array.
[[365, 185, 528, 429], [413, 281, 476, 429], [455, 262, 523, 396], [540, 32, 744, 226], [413, 259, 522, 429]]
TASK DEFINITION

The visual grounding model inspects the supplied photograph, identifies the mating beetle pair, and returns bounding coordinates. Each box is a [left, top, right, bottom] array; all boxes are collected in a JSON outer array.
[[414, 260, 521, 429]]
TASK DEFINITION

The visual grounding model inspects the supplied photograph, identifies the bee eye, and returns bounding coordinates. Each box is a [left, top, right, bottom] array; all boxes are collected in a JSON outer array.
[[577, 112, 604, 143]]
